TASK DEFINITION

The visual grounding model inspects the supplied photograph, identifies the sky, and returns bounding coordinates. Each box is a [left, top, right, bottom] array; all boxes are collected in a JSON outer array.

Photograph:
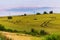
[[0, 0, 60, 16], [0, 0, 60, 10]]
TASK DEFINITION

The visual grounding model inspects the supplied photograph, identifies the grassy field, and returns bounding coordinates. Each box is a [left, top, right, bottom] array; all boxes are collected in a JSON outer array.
[[0, 14, 60, 40]]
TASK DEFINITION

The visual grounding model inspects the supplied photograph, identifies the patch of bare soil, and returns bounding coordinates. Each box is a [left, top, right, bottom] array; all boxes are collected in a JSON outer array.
[[0, 31, 32, 40]]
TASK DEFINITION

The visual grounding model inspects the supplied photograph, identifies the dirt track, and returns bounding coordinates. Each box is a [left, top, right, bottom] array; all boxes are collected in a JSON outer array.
[[0, 31, 32, 40]]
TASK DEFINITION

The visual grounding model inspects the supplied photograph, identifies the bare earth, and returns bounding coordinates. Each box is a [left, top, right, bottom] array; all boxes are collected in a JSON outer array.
[[0, 31, 32, 40]]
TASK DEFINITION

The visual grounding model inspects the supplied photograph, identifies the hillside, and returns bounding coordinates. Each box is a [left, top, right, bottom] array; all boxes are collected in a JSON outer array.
[[0, 14, 60, 40], [0, 14, 60, 33]]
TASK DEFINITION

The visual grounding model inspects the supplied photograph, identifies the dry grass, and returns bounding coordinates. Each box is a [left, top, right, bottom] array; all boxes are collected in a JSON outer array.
[[0, 14, 60, 40]]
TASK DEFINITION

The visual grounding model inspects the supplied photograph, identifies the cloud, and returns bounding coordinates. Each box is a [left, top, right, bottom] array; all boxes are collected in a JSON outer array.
[[0, 0, 60, 10]]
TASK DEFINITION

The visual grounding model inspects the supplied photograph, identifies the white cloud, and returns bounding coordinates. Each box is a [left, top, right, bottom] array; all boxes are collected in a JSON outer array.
[[0, 0, 60, 9]]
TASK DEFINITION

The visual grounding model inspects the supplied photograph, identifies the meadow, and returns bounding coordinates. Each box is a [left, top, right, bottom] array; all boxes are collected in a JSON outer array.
[[0, 13, 60, 40]]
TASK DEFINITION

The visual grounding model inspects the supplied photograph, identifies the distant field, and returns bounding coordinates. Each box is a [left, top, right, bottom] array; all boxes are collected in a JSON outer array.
[[0, 14, 60, 40], [0, 14, 60, 33]]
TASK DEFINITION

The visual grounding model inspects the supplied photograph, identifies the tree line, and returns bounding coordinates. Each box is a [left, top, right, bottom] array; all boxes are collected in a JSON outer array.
[[36, 11, 53, 15], [7, 11, 53, 19], [23, 11, 53, 16]]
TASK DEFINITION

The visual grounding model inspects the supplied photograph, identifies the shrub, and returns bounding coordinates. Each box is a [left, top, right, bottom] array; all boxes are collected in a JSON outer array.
[[49, 11, 53, 14], [0, 24, 6, 31], [24, 28, 38, 36], [45, 34, 60, 40], [8, 16, 12, 19], [30, 28, 38, 36], [6, 29, 13, 32], [23, 29, 40, 36], [36, 13, 41, 15], [40, 30, 48, 36], [43, 11, 48, 14], [31, 28, 35, 33], [0, 24, 19, 33], [29, 32, 36, 36]]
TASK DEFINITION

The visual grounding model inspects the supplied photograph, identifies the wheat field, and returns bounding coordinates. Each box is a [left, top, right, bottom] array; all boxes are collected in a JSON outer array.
[[0, 14, 60, 40]]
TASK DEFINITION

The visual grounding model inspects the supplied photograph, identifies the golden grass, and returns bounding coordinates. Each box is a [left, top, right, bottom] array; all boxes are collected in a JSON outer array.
[[0, 14, 60, 40], [0, 14, 59, 33]]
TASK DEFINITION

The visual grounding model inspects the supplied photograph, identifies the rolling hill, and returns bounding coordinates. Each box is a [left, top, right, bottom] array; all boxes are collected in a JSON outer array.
[[0, 14, 60, 40], [0, 14, 60, 33]]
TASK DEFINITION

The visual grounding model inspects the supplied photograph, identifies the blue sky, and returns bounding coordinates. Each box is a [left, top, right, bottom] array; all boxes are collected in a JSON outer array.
[[0, 0, 60, 10], [0, 0, 60, 16]]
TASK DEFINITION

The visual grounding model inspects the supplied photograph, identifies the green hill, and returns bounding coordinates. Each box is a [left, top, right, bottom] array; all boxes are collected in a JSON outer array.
[[0, 14, 60, 34]]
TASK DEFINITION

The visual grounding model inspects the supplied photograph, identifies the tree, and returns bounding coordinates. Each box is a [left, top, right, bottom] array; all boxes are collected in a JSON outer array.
[[36, 12, 41, 15], [8, 16, 12, 19], [24, 14, 27, 16], [49, 11, 53, 14], [43, 11, 48, 14]]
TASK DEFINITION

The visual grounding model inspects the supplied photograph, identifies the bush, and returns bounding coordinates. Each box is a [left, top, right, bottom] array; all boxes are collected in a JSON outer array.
[[0, 24, 19, 33], [45, 34, 60, 40], [30, 28, 39, 36], [24, 28, 39, 36], [40, 30, 48, 36], [8, 16, 12, 19], [49, 11, 53, 14], [6, 29, 13, 32], [31, 28, 35, 33], [29, 32, 37, 36], [0, 24, 6, 31], [43, 11, 48, 14], [36, 13, 41, 15]]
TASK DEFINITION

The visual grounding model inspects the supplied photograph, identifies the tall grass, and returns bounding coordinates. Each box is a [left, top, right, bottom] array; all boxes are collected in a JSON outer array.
[[44, 34, 60, 40]]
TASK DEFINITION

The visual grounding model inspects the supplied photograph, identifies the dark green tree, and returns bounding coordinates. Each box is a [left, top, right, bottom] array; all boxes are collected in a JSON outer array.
[[31, 28, 35, 33], [49, 11, 53, 14], [43, 11, 48, 14], [24, 14, 27, 16], [8, 16, 12, 19]]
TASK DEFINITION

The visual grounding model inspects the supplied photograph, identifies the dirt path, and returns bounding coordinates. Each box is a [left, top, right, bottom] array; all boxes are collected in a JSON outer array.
[[0, 31, 32, 40]]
